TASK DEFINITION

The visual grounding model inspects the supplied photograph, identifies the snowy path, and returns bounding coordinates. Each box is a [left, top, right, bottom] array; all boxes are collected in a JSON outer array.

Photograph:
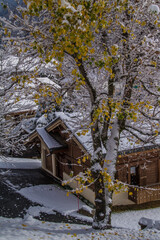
[[0, 216, 160, 240]]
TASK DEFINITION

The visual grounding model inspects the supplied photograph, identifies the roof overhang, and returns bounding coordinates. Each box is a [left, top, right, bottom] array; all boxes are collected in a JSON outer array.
[[25, 116, 88, 155]]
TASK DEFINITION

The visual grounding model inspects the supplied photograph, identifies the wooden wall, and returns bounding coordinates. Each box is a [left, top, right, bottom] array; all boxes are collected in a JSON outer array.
[[50, 125, 91, 181], [116, 148, 160, 187]]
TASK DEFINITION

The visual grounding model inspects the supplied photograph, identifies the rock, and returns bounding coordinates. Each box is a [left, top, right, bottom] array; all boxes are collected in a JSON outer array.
[[138, 217, 154, 229], [139, 217, 160, 230], [154, 220, 160, 230]]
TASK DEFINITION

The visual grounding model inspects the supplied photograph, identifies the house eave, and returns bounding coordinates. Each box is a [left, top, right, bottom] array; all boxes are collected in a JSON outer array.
[[24, 130, 38, 145], [118, 144, 160, 156]]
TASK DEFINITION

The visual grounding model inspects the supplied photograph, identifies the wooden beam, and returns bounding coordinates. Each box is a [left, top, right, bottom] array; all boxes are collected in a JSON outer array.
[[158, 157, 160, 182]]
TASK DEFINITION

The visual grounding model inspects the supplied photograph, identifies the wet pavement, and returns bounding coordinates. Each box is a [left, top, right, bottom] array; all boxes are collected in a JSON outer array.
[[0, 169, 91, 224]]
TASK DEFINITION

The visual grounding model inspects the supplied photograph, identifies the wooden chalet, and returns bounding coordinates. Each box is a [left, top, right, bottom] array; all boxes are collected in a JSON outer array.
[[26, 114, 160, 205], [26, 116, 95, 203], [117, 146, 160, 204]]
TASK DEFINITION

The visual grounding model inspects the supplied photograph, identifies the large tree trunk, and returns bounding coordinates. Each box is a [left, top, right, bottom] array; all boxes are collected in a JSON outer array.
[[90, 118, 109, 229], [92, 171, 111, 229], [104, 121, 120, 227], [91, 119, 113, 229]]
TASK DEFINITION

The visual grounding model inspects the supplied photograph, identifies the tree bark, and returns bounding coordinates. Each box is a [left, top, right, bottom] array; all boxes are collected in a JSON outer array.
[[92, 171, 109, 229]]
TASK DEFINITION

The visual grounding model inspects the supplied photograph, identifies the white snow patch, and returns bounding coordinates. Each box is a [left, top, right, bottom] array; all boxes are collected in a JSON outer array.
[[0, 157, 41, 169], [26, 206, 56, 217], [148, 4, 160, 14], [18, 184, 85, 215], [112, 208, 160, 230]]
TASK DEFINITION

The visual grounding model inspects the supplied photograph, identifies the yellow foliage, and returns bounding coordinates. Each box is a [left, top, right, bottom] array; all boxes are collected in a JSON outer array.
[[22, 224, 27, 227], [150, 61, 157, 67], [77, 159, 81, 164], [90, 48, 95, 54], [99, 189, 103, 194], [129, 192, 133, 196], [66, 192, 70, 197]]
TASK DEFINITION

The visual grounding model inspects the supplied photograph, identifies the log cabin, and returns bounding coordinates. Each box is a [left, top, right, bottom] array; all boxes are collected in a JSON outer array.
[[26, 112, 160, 205], [117, 146, 160, 204]]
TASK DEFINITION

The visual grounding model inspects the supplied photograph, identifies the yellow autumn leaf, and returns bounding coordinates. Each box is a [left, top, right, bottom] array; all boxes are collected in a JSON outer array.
[[150, 61, 157, 67], [77, 159, 81, 164], [99, 189, 103, 193], [22, 224, 27, 227], [129, 192, 133, 196], [66, 192, 70, 197], [71, 69, 77, 75], [90, 48, 95, 54], [141, 21, 146, 26], [108, 178, 111, 183], [155, 130, 158, 135]]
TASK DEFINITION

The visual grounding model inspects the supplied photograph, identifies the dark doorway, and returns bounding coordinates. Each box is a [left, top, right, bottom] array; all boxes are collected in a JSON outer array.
[[130, 166, 139, 185]]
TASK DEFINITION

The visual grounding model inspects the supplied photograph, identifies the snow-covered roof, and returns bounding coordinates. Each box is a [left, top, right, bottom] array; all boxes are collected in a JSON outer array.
[[2, 55, 58, 73], [53, 112, 160, 154], [6, 99, 37, 114], [5, 76, 61, 115], [27, 111, 160, 156], [37, 128, 66, 151], [54, 112, 94, 154], [36, 77, 60, 89]]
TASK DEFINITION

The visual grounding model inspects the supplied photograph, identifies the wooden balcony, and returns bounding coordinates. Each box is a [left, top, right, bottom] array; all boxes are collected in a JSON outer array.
[[128, 183, 160, 204]]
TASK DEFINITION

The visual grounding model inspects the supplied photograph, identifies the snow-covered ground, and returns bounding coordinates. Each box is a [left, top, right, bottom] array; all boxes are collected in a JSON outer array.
[[17, 183, 160, 230], [19, 184, 86, 217], [0, 216, 160, 240], [0, 157, 160, 239], [0, 156, 41, 169]]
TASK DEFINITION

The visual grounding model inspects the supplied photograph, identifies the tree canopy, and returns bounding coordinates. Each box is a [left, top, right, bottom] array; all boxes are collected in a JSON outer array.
[[0, 0, 160, 229]]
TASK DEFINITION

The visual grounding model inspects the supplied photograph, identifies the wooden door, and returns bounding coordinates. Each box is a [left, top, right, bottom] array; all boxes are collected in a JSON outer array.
[[55, 154, 63, 179], [45, 151, 53, 173]]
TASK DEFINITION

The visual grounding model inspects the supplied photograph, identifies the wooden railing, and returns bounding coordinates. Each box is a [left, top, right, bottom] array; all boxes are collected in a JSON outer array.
[[128, 183, 160, 204]]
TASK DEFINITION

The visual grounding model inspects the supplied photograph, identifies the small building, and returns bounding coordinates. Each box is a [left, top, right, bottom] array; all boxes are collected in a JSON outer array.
[[26, 113, 95, 203], [117, 146, 160, 204], [26, 112, 160, 205]]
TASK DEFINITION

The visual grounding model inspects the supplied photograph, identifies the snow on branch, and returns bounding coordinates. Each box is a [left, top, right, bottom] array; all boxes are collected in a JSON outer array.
[[125, 124, 158, 137], [140, 80, 160, 97], [0, 80, 17, 97], [140, 110, 160, 121], [125, 126, 158, 144]]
